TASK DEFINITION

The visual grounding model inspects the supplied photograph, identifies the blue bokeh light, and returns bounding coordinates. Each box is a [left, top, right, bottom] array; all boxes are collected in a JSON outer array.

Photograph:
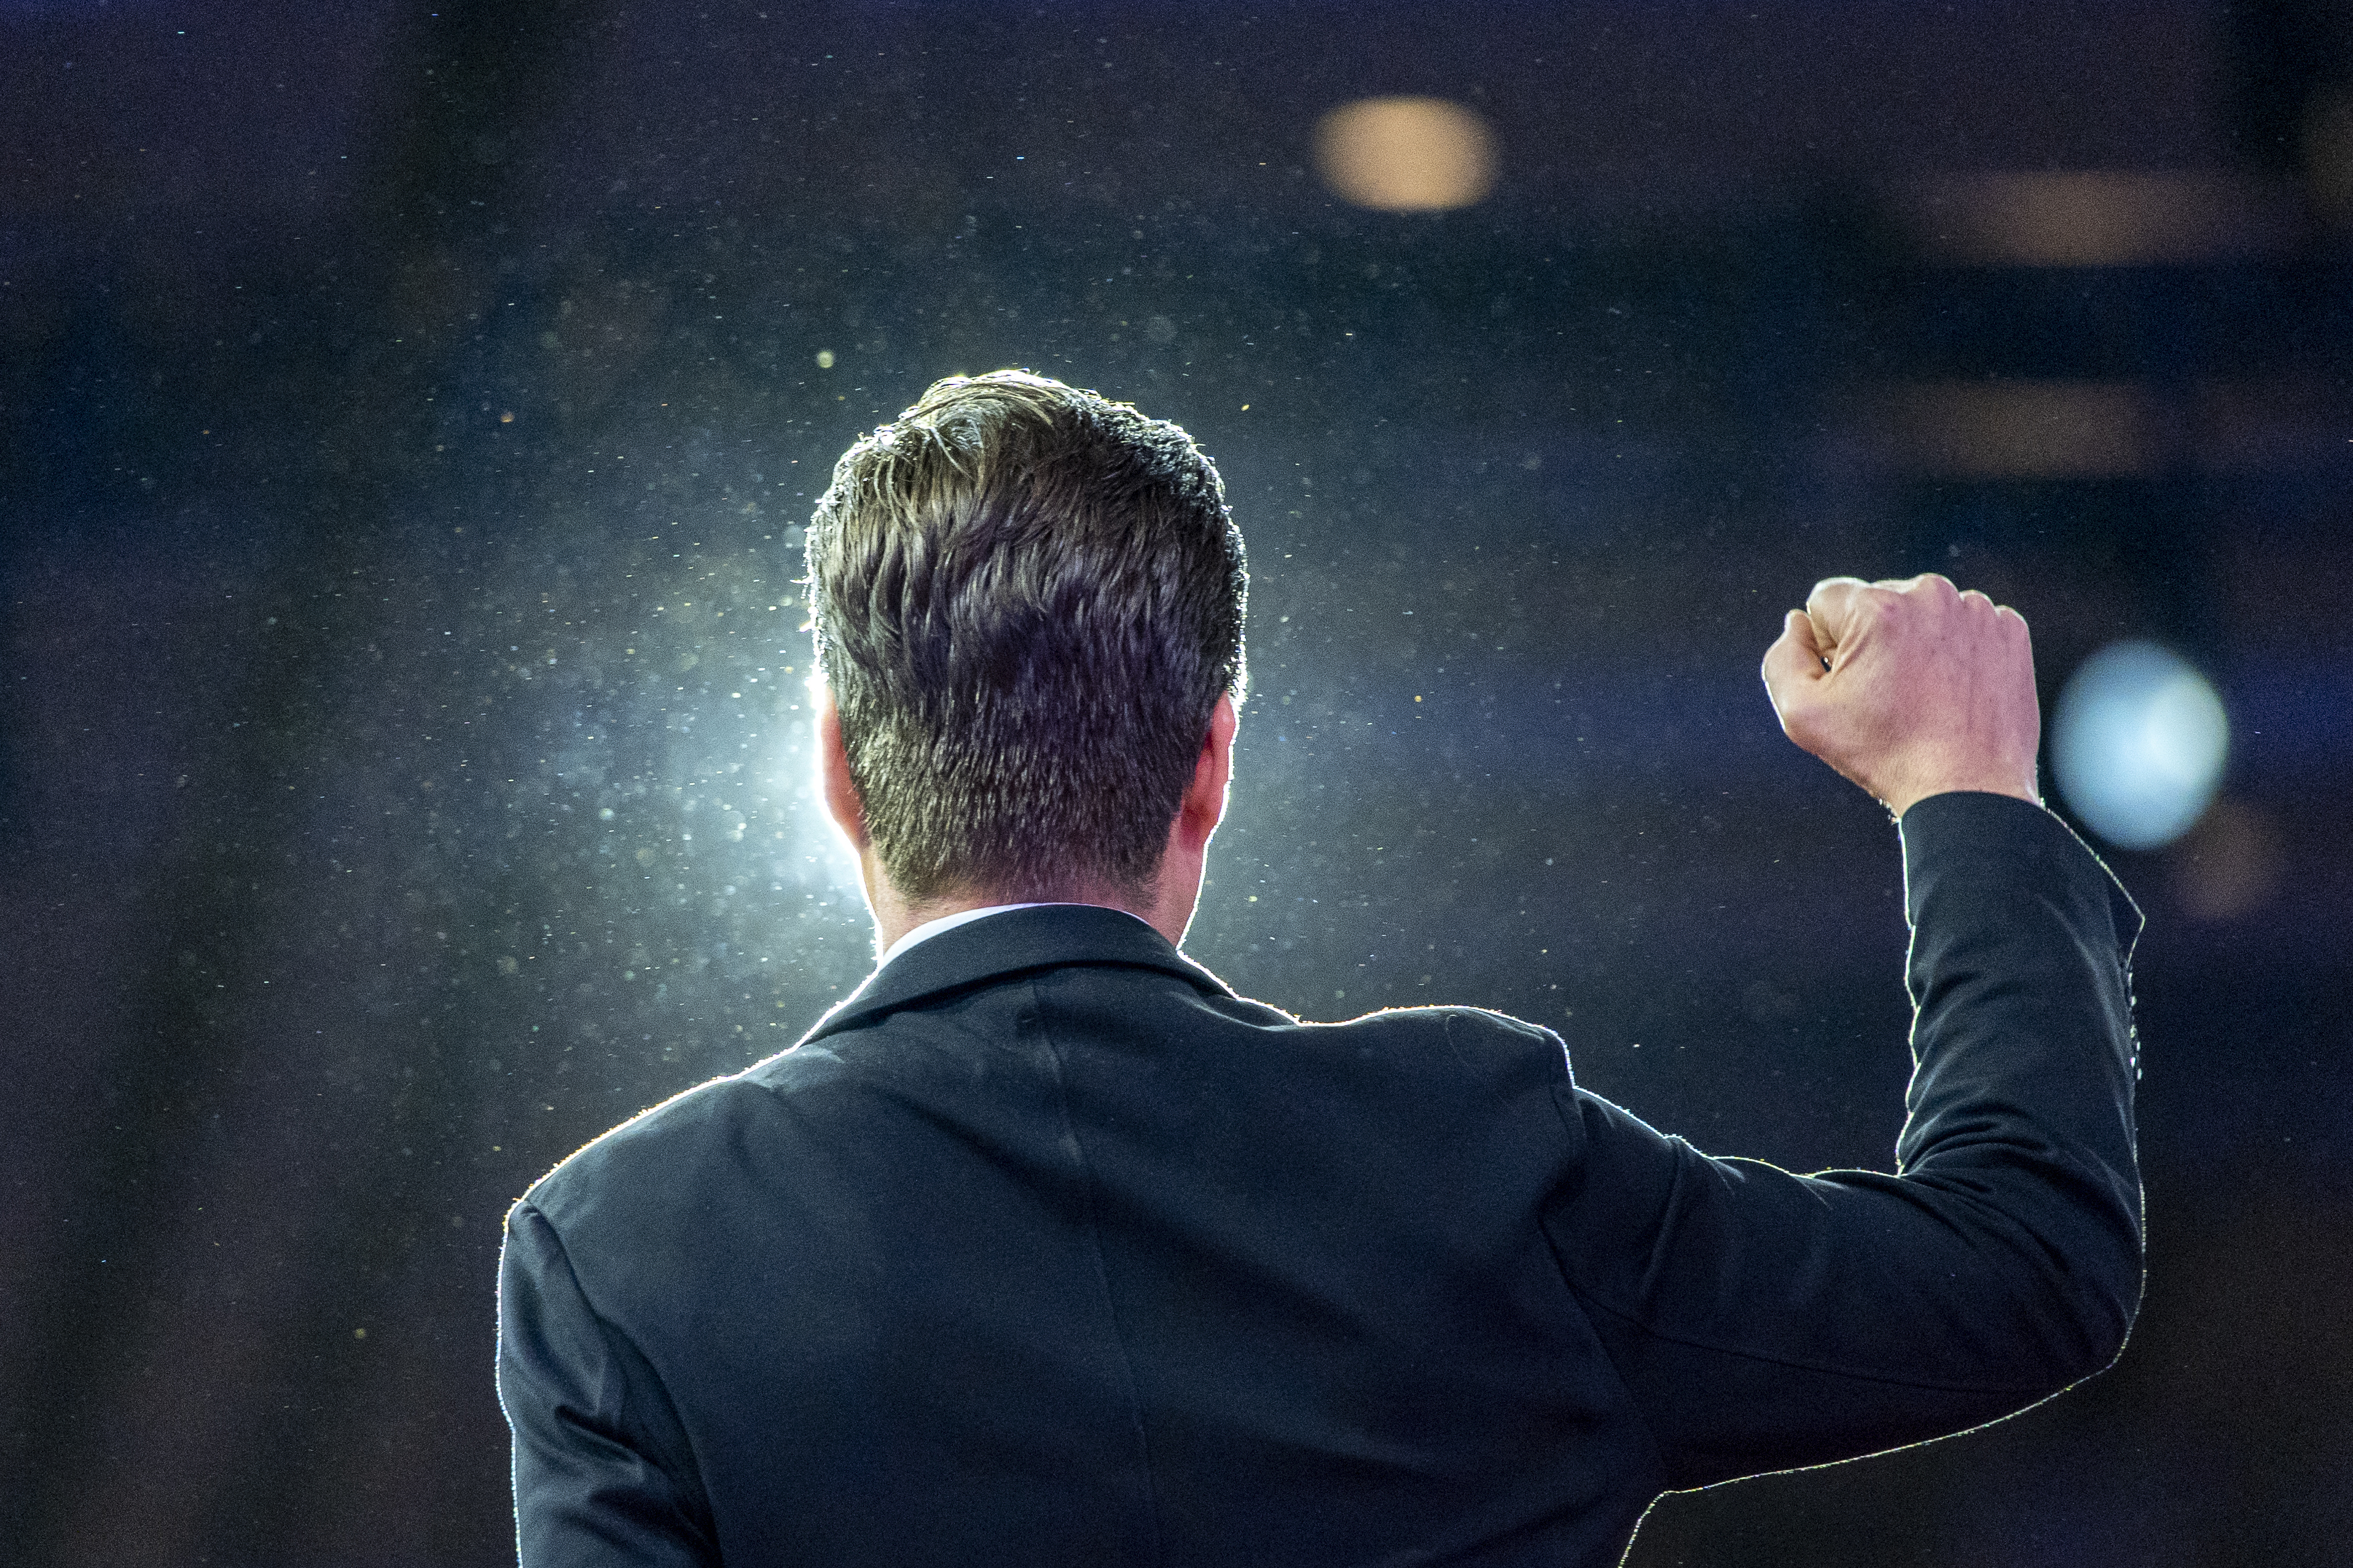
[[2052, 640, 2230, 850]]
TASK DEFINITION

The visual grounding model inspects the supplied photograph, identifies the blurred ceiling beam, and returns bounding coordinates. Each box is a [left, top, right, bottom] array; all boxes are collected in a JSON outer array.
[[1895, 171, 2305, 267]]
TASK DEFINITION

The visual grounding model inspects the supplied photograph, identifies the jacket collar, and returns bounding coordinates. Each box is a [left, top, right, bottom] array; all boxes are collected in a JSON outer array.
[[797, 903, 1234, 1047]]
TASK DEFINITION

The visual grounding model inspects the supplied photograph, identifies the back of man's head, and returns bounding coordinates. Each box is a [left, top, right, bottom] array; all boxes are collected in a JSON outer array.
[[806, 370, 1248, 905]]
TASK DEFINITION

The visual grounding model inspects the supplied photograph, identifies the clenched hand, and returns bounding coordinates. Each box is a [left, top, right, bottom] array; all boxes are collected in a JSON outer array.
[[1761, 574, 2042, 819]]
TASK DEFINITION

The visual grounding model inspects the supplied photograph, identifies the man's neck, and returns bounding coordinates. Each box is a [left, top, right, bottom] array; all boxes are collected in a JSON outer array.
[[821, 690, 1229, 964]]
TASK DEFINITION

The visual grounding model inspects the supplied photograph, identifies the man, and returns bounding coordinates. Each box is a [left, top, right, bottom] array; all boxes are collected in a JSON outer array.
[[498, 370, 2142, 1567]]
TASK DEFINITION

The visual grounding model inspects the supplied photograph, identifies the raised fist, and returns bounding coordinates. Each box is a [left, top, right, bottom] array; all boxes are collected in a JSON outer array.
[[1761, 574, 2042, 819]]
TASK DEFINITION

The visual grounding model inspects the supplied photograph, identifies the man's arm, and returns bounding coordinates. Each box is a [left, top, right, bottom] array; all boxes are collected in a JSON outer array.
[[1545, 789, 2140, 1486], [1538, 575, 2140, 1485], [498, 1200, 717, 1567]]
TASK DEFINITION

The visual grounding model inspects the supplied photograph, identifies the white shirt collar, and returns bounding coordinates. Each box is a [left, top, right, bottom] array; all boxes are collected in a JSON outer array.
[[877, 902, 1154, 970]]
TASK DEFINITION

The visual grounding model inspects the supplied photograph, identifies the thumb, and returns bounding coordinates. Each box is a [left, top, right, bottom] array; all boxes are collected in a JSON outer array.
[[1760, 608, 1828, 725]]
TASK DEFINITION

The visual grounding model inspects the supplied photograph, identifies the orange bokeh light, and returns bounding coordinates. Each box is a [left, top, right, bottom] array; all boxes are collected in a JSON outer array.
[[1314, 97, 1498, 213]]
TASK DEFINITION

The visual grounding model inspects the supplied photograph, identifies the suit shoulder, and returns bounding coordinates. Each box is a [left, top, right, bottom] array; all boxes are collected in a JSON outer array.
[[519, 1048, 845, 1228], [1310, 1002, 1570, 1080], [1331, 1000, 1560, 1042]]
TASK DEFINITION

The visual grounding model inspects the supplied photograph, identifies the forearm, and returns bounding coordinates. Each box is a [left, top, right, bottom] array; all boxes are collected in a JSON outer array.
[[1893, 790, 2145, 1372]]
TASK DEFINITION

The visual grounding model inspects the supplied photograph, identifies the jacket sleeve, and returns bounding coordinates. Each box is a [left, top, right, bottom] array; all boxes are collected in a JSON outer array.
[[498, 1199, 718, 1567], [1542, 792, 2144, 1490]]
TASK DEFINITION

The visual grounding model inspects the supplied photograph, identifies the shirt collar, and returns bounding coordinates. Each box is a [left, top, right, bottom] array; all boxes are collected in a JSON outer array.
[[879, 902, 1157, 970], [877, 902, 1043, 968], [801, 903, 1229, 1048]]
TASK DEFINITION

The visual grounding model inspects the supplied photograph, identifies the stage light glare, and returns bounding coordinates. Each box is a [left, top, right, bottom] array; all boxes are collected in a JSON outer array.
[[2053, 641, 2228, 851], [1314, 97, 1497, 213]]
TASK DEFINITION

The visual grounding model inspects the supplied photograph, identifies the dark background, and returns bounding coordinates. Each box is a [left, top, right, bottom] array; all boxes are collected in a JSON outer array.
[[4, 1, 2349, 1562]]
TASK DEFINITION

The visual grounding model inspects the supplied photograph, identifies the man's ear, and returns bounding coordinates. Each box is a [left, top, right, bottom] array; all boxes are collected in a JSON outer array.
[[816, 688, 869, 850], [1175, 693, 1238, 853]]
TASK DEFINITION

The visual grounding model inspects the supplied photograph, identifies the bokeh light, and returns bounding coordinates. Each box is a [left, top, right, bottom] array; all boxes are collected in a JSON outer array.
[[2053, 640, 2230, 850], [1900, 171, 2292, 267], [2169, 797, 2281, 922], [1313, 96, 1498, 212], [1877, 380, 2158, 477]]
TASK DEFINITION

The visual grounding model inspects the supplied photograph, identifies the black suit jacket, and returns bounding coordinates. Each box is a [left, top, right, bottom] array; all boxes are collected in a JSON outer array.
[[498, 793, 2144, 1567]]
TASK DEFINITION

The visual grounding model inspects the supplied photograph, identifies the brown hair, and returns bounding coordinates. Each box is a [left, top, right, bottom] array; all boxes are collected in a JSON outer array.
[[805, 370, 1247, 903]]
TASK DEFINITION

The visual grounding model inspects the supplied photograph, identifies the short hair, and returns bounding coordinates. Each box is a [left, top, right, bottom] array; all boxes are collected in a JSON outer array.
[[805, 370, 1248, 905]]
